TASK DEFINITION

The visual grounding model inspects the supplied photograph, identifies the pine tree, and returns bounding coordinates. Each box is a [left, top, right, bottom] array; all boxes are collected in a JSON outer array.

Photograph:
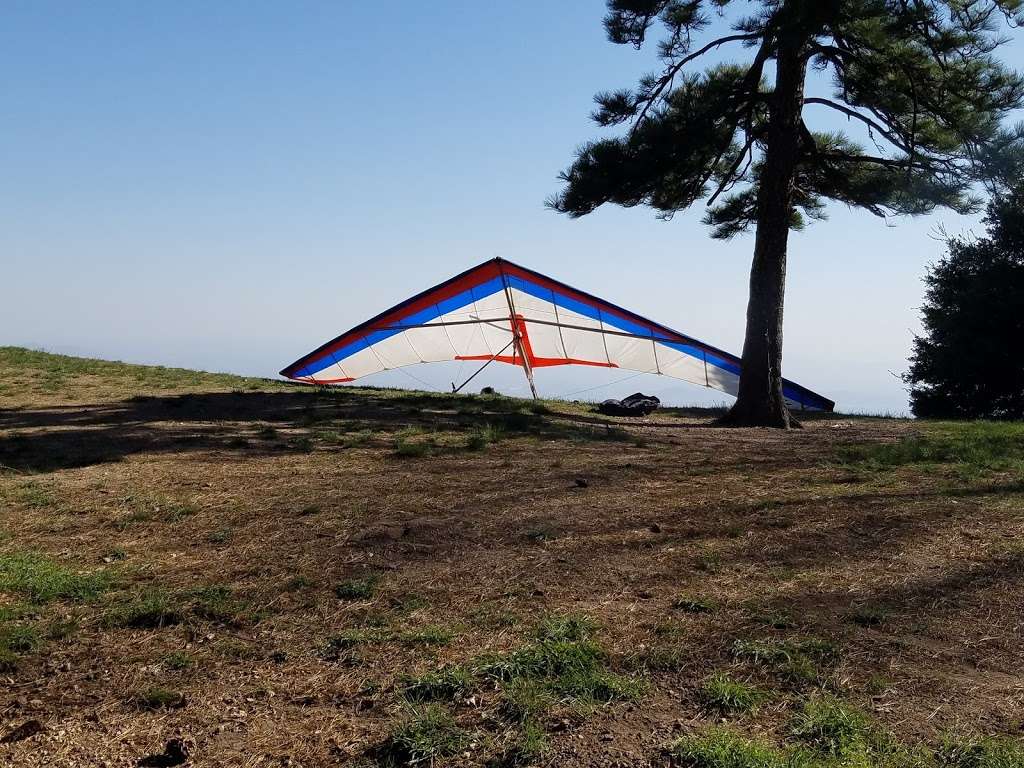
[[907, 187, 1024, 419], [550, 0, 1024, 427]]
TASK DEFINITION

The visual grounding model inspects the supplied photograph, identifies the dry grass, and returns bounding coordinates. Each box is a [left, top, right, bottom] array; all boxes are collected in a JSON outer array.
[[1, 346, 1023, 767]]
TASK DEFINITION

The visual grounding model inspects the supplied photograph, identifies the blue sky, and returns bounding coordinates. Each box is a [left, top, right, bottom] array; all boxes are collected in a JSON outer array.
[[3, 2, 1021, 413]]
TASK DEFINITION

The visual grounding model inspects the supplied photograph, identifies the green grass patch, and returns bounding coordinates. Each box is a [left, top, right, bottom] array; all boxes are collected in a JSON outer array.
[[105, 588, 183, 629], [466, 423, 504, 451], [653, 620, 686, 639], [501, 719, 550, 765], [750, 608, 797, 629], [468, 603, 519, 630], [283, 575, 314, 592], [135, 687, 186, 710], [669, 717, 952, 768], [324, 628, 388, 654], [389, 593, 428, 614], [393, 428, 438, 458], [206, 527, 232, 545], [849, 604, 889, 627], [344, 434, 376, 450], [790, 696, 871, 757], [377, 704, 471, 766], [672, 595, 717, 614], [114, 494, 197, 527], [3, 481, 57, 509], [0, 552, 111, 604], [163, 651, 195, 671], [0, 604, 29, 623], [0, 623, 41, 654], [397, 625, 454, 647], [839, 422, 1024, 476], [475, 614, 645, 714], [732, 637, 839, 686], [216, 638, 261, 659], [700, 672, 764, 715], [290, 436, 314, 453], [335, 575, 379, 601], [190, 584, 247, 625], [43, 617, 79, 641], [0, 346, 278, 396], [524, 524, 559, 543], [500, 677, 557, 722], [320, 624, 452, 658], [534, 613, 596, 642], [938, 735, 1024, 768], [667, 728, 788, 768], [400, 666, 473, 702], [695, 548, 723, 573]]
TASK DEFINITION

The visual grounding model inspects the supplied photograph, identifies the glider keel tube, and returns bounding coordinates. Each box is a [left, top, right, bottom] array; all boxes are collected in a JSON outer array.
[[279, 257, 835, 412]]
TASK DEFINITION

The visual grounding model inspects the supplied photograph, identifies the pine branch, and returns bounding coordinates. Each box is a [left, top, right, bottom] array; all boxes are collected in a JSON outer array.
[[631, 31, 761, 133], [706, 131, 760, 207], [803, 97, 914, 155]]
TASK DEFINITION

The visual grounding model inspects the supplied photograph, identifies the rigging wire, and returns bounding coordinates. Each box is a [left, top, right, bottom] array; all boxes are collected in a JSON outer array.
[[394, 365, 440, 392], [557, 370, 653, 399]]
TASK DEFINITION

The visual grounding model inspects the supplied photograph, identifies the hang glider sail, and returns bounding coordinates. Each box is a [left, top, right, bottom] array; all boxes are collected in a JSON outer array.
[[280, 257, 834, 412]]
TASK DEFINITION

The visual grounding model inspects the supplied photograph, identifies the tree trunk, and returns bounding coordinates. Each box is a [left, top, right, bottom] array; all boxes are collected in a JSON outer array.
[[720, 24, 808, 428]]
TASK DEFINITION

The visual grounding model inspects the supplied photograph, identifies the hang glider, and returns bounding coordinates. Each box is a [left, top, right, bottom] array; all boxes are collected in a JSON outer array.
[[279, 257, 834, 412]]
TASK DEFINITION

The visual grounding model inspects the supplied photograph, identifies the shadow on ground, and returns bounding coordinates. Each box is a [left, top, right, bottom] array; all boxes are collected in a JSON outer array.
[[0, 388, 684, 472]]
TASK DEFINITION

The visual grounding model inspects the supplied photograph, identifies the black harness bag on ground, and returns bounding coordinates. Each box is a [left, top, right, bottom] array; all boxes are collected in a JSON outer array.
[[595, 392, 661, 417]]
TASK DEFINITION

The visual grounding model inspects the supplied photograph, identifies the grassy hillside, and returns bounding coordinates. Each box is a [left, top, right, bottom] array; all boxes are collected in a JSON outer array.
[[0, 346, 286, 406], [0, 348, 1022, 767]]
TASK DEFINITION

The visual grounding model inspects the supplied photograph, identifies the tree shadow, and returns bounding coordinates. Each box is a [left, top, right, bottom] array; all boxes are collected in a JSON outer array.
[[0, 388, 677, 473]]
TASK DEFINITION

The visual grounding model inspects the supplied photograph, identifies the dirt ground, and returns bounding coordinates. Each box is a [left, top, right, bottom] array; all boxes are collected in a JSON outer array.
[[0, 350, 1022, 767]]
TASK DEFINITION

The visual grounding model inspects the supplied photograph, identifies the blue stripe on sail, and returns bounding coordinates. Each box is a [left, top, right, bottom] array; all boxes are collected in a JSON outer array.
[[293, 276, 506, 377]]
